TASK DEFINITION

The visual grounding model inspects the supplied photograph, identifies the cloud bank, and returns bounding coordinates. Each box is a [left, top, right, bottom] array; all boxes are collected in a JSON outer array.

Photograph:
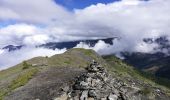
[[0, 0, 170, 69]]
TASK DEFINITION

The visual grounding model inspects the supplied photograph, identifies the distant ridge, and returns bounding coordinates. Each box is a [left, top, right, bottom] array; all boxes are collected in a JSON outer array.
[[39, 37, 115, 49], [1, 37, 115, 52]]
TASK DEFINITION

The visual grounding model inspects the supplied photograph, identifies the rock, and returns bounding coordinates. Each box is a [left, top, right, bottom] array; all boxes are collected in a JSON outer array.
[[87, 98, 95, 100], [61, 86, 70, 92], [101, 98, 107, 100], [73, 96, 79, 100], [80, 81, 89, 88], [54, 93, 68, 100], [80, 90, 88, 100], [107, 93, 118, 100], [88, 90, 97, 98]]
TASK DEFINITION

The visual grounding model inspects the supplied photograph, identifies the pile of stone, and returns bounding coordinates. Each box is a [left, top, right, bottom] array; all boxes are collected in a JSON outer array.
[[56, 60, 125, 100], [55, 60, 170, 100]]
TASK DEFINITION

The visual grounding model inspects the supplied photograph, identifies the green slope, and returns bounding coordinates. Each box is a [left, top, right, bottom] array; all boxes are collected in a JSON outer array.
[[0, 48, 106, 100], [122, 52, 170, 80], [103, 55, 170, 94]]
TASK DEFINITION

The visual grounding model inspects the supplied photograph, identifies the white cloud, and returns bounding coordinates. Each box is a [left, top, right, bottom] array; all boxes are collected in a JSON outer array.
[[0, 0, 71, 24], [0, 24, 37, 36], [0, 49, 4, 54], [0, 24, 50, 47], [1, 0, 170, 45], [23, 34, 50, 46], [72, 0, 170, 53], [74, 42, 91, 49], [74, 40, 121, 55]]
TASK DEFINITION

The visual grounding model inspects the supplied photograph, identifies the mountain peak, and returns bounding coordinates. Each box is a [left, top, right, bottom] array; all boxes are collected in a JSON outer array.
[[2, 45, 23, 52]]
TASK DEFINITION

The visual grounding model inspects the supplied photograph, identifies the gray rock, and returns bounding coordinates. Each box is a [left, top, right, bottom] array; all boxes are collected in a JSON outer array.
[[88, 90, 97, 98], [107, 93, 118, 100], [80, 90, 88, 100]]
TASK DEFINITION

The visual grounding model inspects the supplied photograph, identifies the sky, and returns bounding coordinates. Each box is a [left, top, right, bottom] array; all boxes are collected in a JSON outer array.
[[54, 0, 121, 10], [0, 0, 170, 70]]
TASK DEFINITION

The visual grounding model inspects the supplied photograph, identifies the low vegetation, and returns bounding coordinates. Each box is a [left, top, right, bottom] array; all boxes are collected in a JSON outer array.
[[9, 68, 38, 90], [103, 55, 170, 90], [48, 48, 102, 68], [138, 71, 170, 89], [139, 87, 152, 95], [0, 68, 38, 100], [22, 61, 32, 69]]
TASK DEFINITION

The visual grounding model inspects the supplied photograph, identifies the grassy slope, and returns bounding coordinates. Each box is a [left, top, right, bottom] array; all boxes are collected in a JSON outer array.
[[123, 52, 170, 80], [0, 48, 170, 99], [103, 55, 170, 94]]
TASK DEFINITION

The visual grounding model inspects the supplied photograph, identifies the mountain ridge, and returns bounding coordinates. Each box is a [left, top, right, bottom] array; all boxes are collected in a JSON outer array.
[[0, 48, 170, 100], [1, 37, 115, 52]]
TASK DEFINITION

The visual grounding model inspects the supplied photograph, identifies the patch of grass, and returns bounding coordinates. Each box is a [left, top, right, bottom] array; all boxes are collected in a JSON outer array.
[[84, 50, 93, 56], [8, 68, 38, 90], [103, 55, 136, 76], [0, 68, 38, 100], [48, 48, 102, 68], [103, 55, 170, 93], [64, 61, 71, 64], [138, 71, 170, 89], [0, 65, 22, 80], [139, 87, 152, 95], [22, 61, 32, 69], [0, 90, 8, 100]]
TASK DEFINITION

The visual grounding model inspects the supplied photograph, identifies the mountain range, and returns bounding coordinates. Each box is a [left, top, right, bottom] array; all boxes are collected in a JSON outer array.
[[1, 37, 115, 52]]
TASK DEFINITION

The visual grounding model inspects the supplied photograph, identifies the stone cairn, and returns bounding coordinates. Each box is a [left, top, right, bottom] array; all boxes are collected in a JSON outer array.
[[57, 60, 125, 100]]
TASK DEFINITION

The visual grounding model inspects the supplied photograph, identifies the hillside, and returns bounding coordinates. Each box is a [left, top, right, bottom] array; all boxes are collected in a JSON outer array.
[[0, 48, 170, 100], [122, 52, 170, 80]]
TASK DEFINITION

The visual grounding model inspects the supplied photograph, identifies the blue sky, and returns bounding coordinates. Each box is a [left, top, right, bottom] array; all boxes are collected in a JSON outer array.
[[54, 0, 149, 10], [54, 0, 121, 10]]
